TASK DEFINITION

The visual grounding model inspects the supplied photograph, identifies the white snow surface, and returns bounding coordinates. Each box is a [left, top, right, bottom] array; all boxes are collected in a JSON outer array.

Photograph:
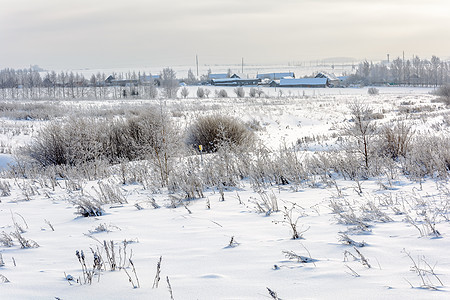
[[1, 87, 449, 299]]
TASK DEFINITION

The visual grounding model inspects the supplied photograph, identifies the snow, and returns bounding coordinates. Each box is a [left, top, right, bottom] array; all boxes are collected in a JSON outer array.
[[279, 78, 328, 87], [0, 87, 449, 299], [0, 155, 14, 171]]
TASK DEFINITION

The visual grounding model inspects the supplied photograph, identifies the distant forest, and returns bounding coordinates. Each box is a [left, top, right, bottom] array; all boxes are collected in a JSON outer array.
[[350, 55, 450, 86], [0, 55, 449, 100]]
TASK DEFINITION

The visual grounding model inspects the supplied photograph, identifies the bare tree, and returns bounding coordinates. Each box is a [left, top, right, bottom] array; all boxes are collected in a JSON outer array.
[[186, 69, 197, 85], [343, 101, 377, 170], [90, 74, 98, 99], [234, 87, 245, 98], [180, 87, 189, 99], [59, 71, 67, 98], [196, 87, 205, 98], [160, 68, 179, 99]]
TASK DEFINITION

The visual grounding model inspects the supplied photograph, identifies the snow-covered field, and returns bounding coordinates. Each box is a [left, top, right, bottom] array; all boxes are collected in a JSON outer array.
[[1, 87, 450, 299]]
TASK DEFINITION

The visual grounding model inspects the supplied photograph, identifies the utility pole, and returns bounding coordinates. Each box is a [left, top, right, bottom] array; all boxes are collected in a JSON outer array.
[[387, 54, 390, 64], [402, 51, 405, 84], [241, 57, 244, 74], [196, 55, 199, 77]]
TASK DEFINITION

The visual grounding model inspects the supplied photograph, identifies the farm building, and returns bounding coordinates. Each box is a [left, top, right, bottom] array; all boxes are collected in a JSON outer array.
[[139, 74, 161, 86], [337, 76, 349, 86], [276, 78, 328, 88], [257, 72, 295, 80], [211, 78, 261, 86], [315, 72, 340, 87], [108, 79, 139, 86], [105, 75, 115, 84], [208, 73, 229, 80]]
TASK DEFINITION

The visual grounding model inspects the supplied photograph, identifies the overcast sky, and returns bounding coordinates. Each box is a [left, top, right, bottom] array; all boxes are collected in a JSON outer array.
[[1, 0, 449, 70]]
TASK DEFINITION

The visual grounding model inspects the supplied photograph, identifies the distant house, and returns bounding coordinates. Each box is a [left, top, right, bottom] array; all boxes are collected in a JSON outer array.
[[139, 74, 161, 86], [42, 78, 54, 87], [257, 72, 295, 80], [208, 73, 229, 80], [211, 78, 261, 86], [277, 78, 328, 88], [105, 75, 115, 84], [109, 79, 139, 87], [337, 76, 349, 86], [315, 72, 339, 87]]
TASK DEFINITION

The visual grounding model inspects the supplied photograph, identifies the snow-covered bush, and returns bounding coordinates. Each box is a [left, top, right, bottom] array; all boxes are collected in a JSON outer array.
[[160, 67, 179, 99], [0, 180, 11, 196], [71, 195, 104, 217], [196, 87, 205, 98], [368, 87, 379, 95], [168, 156, 205, 199], [215, 89, 228, 98], [180, 87, 189, 99], [186, 115, 254, 153], [342, 101, 378, 170], [402, 135, 450, 180], [378, 122, 414, 159], [234, 87, 245, 98], [28, 118, 106, 166], [28, 109, 179, 169], [435, 84, 450, 105], [0, 232, 13, 247]]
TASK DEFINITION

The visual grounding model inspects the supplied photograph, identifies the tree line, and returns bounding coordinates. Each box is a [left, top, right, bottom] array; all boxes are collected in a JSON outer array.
[[351, 55, 450, 86], [0, 67, 182, 100]]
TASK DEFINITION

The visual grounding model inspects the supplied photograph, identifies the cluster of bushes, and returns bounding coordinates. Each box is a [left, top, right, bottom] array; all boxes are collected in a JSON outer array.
[[367, 87, 379, 95], [435, 84, 450, 105], [28, 109, 177, 167], [20, 103, 450, 198], [186, 115, 254, 153]]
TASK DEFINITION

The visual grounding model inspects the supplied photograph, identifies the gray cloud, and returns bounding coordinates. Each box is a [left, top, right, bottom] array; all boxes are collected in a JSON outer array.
[[1, 0, 449, 69]]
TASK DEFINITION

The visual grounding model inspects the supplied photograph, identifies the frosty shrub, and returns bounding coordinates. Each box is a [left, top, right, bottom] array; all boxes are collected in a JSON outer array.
[[145, 83, 158, 99], [160, 67, 179, 99], [180, 87, 189, 99], [378, 122, 414, 159], [186, 115, 254, 153], [71, 195, 103, 217], [435, 84, 450, 105], [342, 101, 378, 170], [0, 102, 66, 120], [167, 156, 205, 199], [215, 89, 228, 98], [126, 110, 180, 186], [0, 180, 11, 196], [234, 87, 245, 98], [403, 135, 450, 180], [196, 87, 205, 98], [0, 232, 14, 247], [122, 110, 173, 159], [28, 109, 179, 172], [201, 144, 249, 187], [28, 118, 106, 166], [367, 87, 379, 95]]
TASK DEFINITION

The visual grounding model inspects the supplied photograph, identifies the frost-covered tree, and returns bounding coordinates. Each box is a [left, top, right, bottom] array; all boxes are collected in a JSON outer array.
[[90, 74, 98, 99], [234, 87, 245, 98], [180, 87, 189, 99], [343, 101, 377, 170], [186, 69, 197, 85], [196, 87, 205, 98], [160, 68, 179, 99]]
